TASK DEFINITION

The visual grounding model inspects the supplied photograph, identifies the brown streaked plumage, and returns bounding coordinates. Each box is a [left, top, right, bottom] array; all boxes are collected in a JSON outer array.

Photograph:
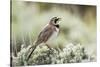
[[26, 17, 61, 61]]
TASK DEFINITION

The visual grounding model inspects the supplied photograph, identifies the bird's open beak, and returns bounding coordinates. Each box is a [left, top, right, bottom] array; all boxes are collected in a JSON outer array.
[[54, 17, 61, 24], [57, 18, 61, 21]]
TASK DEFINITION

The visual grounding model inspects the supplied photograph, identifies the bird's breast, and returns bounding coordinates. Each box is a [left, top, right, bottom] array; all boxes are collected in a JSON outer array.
[[46, 27, 59, 46]]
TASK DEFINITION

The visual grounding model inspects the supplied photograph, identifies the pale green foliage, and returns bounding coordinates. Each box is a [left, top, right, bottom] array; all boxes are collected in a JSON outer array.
[[12, 43, 95, 66]]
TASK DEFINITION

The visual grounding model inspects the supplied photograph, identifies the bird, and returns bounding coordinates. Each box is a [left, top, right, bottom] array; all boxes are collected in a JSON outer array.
[[26, 17, 61, 61]]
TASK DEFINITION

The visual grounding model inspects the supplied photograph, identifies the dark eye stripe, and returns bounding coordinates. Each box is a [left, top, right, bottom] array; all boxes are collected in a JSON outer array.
[[54, 19, 58, 23]]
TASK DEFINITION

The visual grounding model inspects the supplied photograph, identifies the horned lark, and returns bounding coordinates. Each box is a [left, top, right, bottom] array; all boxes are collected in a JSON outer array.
[[26, 17, 61, 61]]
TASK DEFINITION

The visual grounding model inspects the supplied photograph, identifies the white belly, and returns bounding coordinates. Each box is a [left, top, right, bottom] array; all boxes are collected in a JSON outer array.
[[46, 28, 59, 47]]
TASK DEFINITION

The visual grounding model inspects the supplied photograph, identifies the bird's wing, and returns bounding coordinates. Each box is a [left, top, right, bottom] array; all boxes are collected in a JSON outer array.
[[26, 25, 54, 61], [35, 25, 54, 45]]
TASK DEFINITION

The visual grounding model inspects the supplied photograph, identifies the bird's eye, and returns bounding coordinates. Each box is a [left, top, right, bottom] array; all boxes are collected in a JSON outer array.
[[54, 19, 58, 23]]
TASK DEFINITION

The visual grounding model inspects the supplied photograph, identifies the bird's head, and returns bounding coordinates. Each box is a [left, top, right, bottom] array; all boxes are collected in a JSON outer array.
[[49, 17, 61, 25]]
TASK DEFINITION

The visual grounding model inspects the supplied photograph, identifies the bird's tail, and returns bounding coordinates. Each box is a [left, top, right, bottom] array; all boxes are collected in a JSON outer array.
[[26, 41, 39, 61]]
